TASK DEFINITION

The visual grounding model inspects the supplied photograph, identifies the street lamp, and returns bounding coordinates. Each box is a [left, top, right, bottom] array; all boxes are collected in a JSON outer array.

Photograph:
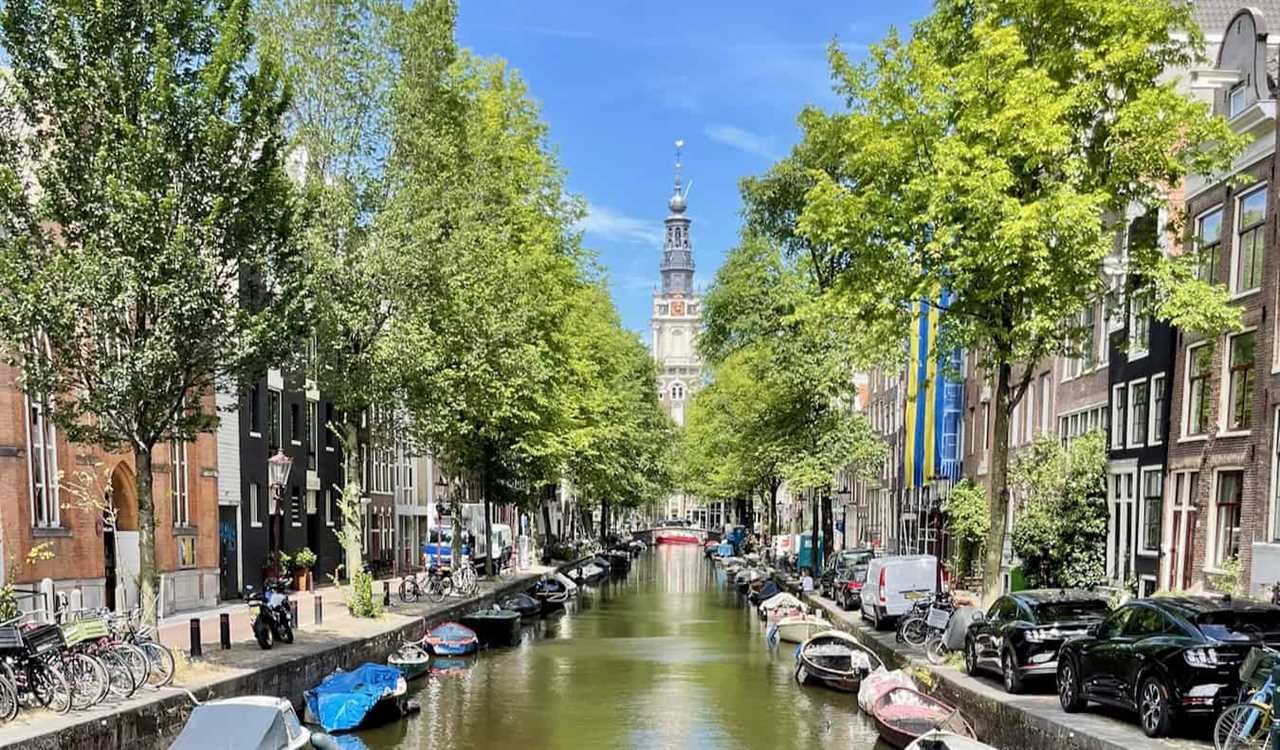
[[268, 450, 294, 561]]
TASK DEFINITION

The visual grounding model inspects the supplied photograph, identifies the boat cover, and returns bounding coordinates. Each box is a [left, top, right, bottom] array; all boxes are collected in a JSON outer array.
[[428, 622, 478, 643], [304, 663, 401, 732], [858, 669, 917, 713], [169, 701, 294, 750]]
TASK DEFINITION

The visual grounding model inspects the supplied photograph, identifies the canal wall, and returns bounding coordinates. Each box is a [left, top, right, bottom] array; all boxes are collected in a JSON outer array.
[[2, 571, 546, 750], [782, 578, 1206, 750]]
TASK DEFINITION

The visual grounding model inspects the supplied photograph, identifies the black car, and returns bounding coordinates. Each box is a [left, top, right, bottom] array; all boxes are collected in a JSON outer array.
[[834, 565, 868, 611], [819, 549, 875, 599], [1056, 596, 1280, 738], [964, 589, 1109, 694]]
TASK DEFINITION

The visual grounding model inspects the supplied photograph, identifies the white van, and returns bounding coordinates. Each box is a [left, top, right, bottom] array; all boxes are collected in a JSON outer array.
[[860, 555, 938, 629]]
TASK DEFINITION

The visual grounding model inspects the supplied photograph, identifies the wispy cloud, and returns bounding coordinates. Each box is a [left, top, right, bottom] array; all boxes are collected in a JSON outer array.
[[576, 203, 661, 246], [704, 124, 780, 161]]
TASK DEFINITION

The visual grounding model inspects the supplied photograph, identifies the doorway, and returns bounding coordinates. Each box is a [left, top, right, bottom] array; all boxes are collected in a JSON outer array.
[[109, 462, 140, 611], [218, 505, 240, 599]]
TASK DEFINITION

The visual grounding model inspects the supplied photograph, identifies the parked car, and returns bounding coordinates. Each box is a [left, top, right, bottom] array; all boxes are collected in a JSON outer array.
[[963, 589, 1110, 694], [1056, 596, 1280, 738], [819, 549, 876, 598], [860, 555, 937, 630], [835, 565, 868, 611]]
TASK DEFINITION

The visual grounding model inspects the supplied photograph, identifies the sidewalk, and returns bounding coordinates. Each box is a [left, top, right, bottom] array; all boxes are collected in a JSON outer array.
[[792, 585, 1211, 750]]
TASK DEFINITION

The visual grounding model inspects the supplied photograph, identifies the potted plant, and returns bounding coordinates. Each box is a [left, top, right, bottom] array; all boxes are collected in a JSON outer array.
[[265, 550, 292, 584], [292, 547, 318, 591]]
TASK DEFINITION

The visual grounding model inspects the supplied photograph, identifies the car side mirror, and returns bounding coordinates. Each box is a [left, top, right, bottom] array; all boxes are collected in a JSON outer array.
[[972, 611, 985, 622], [1087, 622, 1102, 637]]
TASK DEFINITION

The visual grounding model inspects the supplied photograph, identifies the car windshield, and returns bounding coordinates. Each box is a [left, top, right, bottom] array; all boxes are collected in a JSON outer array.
[[837, 552, 871, 569], [1195, 610, 1280, 642], [1034, 600, 1110, 623], [851, 567, 867, 583]]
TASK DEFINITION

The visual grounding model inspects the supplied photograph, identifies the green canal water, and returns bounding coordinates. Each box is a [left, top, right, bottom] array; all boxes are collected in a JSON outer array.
[[357, 544, 887, 750]]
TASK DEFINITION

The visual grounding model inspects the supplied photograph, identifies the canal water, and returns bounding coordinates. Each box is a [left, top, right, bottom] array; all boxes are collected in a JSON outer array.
[[357, 544, 887, 750]]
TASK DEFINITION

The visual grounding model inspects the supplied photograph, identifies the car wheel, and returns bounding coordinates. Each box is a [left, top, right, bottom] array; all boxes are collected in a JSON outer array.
[[1138, 675, 1173, 738], [963, 638, 978, 676], [1058, 658, 1085, 713], [1002, 648, 1024, 694]]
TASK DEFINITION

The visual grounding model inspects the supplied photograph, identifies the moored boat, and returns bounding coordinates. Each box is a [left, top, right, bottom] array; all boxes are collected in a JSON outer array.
[[528, 578, 570, 611], [459, 608, 522, 648], [169, 696, 313, 750], [748, 580, 780, 605], [905, 731, 997, 750], [303, 663, 412, 733], [387, 642, 431, 680], [653, 524, 705, 545], [758, 592, 803, 618], [423, 622, 479, 656], [553, 572, 580, 596], [793, 630, 883, 692], [501, 592, 543, 619], [772, 613, 830, 644], [871, 687, 975, 750]]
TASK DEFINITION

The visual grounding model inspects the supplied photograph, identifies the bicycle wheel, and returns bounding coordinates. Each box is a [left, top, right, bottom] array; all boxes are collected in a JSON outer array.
[[32, 664, 72, 714], [0, 674, 16, 722], [901, 616, 929, 647], [64, 653, 109, 708], [99, 648, 137, 699], [113, 643, 150, 689], [1215, 702, 1272, 750], [425, 577, 447, 604], [140, 642, 175, 688], [925, 634, 950, 665], [398, 578, 417, 604]]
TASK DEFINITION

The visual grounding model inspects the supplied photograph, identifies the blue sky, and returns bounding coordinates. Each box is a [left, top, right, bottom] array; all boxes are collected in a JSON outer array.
[[455, 1, 933, 337]]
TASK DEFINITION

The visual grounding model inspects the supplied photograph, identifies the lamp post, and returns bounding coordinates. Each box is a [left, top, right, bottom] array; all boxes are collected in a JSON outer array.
[[835, 475, 852, 553], [267, 450, 294, 564]]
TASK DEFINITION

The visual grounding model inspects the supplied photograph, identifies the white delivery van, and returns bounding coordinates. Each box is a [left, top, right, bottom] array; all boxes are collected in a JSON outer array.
[[860, 555, 938, 630]]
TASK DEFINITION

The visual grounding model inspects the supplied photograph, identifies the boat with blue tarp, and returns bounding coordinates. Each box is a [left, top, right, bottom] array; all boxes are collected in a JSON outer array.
[[302, 663, 413, 733]]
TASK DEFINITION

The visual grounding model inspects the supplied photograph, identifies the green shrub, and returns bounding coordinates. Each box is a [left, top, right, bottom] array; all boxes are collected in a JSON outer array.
[[347, 568, 382, 618]]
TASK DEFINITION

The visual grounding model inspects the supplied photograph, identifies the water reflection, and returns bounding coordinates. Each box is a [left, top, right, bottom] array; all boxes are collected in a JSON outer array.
[[355, 545, 887, 749]]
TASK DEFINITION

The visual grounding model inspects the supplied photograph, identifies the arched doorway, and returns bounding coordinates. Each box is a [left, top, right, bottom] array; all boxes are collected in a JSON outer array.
[[108, 463, 140, 611]]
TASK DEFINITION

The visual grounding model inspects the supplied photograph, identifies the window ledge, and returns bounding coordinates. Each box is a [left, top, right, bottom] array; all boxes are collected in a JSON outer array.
[[1137, 550, 1159, 558], [250, 521, 263, 528], [1203, 566, 1227, 576], [1178, 435, 1210, 444], [1129, 350, 1149, 362], [325, 446, 335, 453], [1229, 289, 1260, 302], [249, 431, 262, 439], [173, 526, 197, 536], [32, 526, 71, 538], [290, 440, 303, 447], [1217, 430, 1252, 439]]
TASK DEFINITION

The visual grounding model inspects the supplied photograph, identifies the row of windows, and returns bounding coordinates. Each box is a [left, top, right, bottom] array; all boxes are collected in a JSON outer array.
[[247, 483, 340, 529], [1110, 374, 1167, 450], [1194, 184, 1267, 297], [1184, 329, 1256, 437], [246, 383, 336, 456]]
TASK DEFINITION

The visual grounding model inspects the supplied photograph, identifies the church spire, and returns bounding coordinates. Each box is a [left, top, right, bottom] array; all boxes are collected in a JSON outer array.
[[660, 139, 694, 295]]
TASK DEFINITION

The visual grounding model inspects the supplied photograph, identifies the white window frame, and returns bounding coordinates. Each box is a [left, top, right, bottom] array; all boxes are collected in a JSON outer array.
[[249, 482, 262, 528], [24, 396, 60, 529], [1128, 295, 1150, 361], [1229, 82, 1247, 117], [1222, 328, 1257, 435], [1111, 384, 1127, 449], [1167, 470, 1200, 591], [1127, 377, 1148, 449], [170, 440, 190, 528], [1182, 342, 1211, 439], [1038, 374, 1050, 432], [1148, 373, 1166, 446], [1208, 466, 1245, 571], [1138, 466, 1163, 555], [306, 489, 317, 515], [1195, 204, 1224, 285], [1231, 184, 1267, 298], [268, 388, 283, 449]]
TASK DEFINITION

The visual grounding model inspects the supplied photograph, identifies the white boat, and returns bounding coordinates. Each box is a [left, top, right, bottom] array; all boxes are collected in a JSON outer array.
[[758, 592, 803, 616], [905, 730, 997, 750], [553, 572, 580, 596], [773, 613, 830, 644], [169, 696, 313, 750]]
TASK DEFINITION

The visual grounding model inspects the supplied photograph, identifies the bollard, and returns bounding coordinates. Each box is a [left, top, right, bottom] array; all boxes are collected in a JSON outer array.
[[314, 595, 322, 626], [383, 581, 391, 607], [290, 600, 299, 628], [308, 574, 315, 594], [189, 618, 202, 658], [219, 613, 231, 649]]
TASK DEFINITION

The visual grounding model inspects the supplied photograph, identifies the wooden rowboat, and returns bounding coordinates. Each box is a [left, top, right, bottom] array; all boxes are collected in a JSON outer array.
[[793, 630, 884, 692], [871, 687, 975, 750]]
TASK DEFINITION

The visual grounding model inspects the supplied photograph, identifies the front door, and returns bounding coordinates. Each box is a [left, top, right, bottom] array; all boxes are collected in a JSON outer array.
[[1107, 470, 1136, 584], [103, 527, 116, 611], [218, 505, 240, 599]]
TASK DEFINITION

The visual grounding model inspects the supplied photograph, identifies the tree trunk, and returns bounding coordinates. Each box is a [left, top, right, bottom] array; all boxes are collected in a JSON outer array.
[[810, 489, 820, 574], [135, 445, 159, 627], [340, 419, 365, 579], [821, 490, 834, 561], [482, 451, 494, 577], [769, 480, 779, 537], [981, 361, 1013, 606]]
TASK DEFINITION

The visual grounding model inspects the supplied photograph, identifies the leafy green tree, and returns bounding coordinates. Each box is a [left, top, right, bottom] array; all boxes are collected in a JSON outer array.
[[1009, 431, 1108, 589], [0, 0, 300, 625], [751, 0, 1243, 600], [941, 479, 989, 580]]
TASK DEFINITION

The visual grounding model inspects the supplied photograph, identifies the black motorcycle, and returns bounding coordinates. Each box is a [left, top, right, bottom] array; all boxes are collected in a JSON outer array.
[[245, 579, 293, 650]]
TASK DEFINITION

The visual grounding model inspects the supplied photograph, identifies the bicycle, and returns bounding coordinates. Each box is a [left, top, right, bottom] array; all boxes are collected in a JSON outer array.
[[897, 591, 947, 647], [1215, 646, 1278, 750], [0, 615, 74, 715], [925, 605, 958, 665], [398, 571, 424, 604], [60, 609, 133, 702], [452, 559, 479, 597], [110, 608, 175, 688]]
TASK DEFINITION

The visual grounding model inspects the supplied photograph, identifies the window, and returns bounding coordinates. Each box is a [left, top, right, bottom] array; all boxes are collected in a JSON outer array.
[[247, 382, 262, 436], [1082, 305, 1097, 371], [177, 536, 196, 569], [1141, 468, 1162, 552], [306, 401, 317, 471], [1130, 380, 1149, 447], [670, 382, 685, 401], [1150, 374, 1166, 445], [249, 482, 262, 527], [170, 441, 190, 527], [1039, 374, 1050, 431], [1227, 331, 1256, 430], [1214, 469, 1243, 568], [1123, 606, 1170, 637], [268, 389, 282, 450], [981, 402, 990, 452], [325, 404, 336, 451], [326, 488, 335, 527], [1023, 388, 1034, 441], [289, 402, 302, 445], [1129, 294, 1150, 357], [1185, 343, 1212, 436], [306, 489, 317, 515], [1112, 384, 1127, 449], [1234, 187, 1266, 294], [25, 397, 59, 528], [1100, 607, 1134, 639], [1196, 208, 1223, 285], [1171, 471, 1200, 591], [1229, 82, 1247, 118], [290, 487, 302, 527]]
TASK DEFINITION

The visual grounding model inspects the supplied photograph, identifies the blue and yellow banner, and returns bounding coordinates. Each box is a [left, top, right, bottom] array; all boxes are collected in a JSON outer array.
[[904, 292, 964, 489]]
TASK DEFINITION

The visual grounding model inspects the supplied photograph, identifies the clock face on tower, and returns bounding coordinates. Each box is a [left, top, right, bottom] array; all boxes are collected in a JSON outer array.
[[671, 300, 685, 316]]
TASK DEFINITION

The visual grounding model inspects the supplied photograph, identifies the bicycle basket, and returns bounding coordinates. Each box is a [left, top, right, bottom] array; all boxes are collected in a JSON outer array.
[[1240, 647, 1278, 690], [0, 625, 23, 654], [60, 617, 109, 647], [23, 623, 65, 656], [926, 607, 952, 630]]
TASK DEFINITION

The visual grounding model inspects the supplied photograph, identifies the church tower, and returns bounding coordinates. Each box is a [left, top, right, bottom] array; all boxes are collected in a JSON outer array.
[[651, 140, 702, 428]]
